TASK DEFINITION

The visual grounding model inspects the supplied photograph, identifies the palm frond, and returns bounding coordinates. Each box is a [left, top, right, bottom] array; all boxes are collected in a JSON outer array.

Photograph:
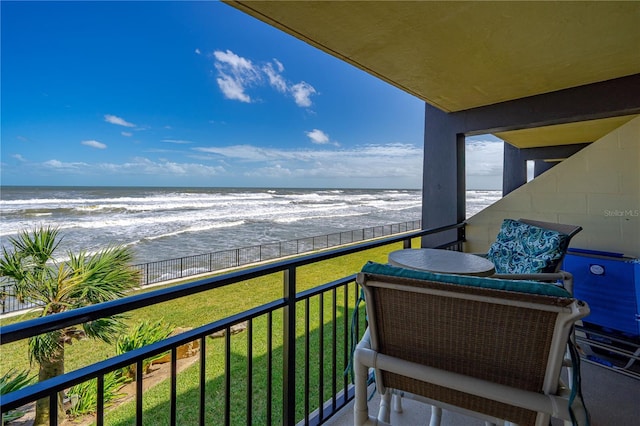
[[67, 246, 140, 305], [29, 331, 63, 365], [0, 369, 35, 395], [3, 228, 143, 369], [82, 316, 129, 345], [54, 263, 84, 307], [1, 370, 36, 423], [0, 245, 26, 281], [8, 226, 61, 267], [1, 227, 62, 304]]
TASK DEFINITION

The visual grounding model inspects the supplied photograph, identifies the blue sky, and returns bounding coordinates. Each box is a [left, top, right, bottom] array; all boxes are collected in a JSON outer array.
[[1, 1, 503, 189]]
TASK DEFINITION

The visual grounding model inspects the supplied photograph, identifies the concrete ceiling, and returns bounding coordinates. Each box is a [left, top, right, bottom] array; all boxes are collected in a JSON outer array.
[[495, 115, 638, 149], [226, 1, 640, 147]]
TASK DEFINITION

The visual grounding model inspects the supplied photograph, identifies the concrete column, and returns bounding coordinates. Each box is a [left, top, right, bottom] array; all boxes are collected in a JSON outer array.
[[502, 143, 526, 196], [422, 104, 465, 247]]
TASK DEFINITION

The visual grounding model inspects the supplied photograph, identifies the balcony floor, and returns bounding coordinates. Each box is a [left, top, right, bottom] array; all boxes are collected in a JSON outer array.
[[325, 361, 640, 426]]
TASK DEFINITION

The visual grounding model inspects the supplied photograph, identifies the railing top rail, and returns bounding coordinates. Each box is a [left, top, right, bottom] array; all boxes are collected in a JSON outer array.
[[0, 222, 464, 345]]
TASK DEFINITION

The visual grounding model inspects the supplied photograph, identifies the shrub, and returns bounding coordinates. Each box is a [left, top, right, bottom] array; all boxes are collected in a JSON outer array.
[[1, 369, 35, 422], [116, 320, 173, 378], [66, 371, 127, 418]]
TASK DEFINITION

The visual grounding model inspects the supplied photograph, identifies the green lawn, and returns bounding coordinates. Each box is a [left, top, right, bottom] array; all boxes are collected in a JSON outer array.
[[1, 239, 416, 424]]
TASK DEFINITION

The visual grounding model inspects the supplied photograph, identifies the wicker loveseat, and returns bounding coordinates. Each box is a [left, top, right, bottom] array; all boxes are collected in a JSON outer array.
[[354, 262, 590, 426]]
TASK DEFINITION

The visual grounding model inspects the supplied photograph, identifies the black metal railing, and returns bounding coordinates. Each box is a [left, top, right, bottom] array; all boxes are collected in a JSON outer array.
[[0, 279, 40, 314], [131, 220, 422, 287], [0, 222, 465, 425]]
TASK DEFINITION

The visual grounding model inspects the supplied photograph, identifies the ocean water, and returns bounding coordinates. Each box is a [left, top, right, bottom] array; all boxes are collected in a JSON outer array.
[[0, 187, 501, 264]]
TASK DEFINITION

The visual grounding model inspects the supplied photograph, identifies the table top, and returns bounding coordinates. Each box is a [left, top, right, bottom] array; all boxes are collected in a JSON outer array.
[[388, 248, 495, 277]]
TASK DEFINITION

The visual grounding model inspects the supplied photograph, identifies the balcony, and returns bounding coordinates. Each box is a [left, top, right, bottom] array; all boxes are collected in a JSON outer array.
[[2, 222, 639, 426]]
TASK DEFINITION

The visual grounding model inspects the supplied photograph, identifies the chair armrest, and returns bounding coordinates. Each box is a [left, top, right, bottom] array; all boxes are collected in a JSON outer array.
[[356, 328, 372, 350], [491, 271, 573, 295]]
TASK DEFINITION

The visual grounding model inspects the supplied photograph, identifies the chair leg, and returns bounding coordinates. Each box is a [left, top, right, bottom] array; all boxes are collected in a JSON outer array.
[[429, 405, 442, 426], [354, 353, 371, 425], [392, 393, 403, 413], [623, 346, 640, 370], [378, 391, 392, 423]]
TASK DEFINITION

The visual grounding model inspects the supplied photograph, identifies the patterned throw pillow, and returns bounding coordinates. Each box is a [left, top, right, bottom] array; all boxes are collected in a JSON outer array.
[[487, 219, 570, 274]]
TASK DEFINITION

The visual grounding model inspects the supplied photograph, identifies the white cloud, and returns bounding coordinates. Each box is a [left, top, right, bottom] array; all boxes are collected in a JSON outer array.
[[306, 129, 330, 144], [38, 157, 224, 178], [11, 142, 421, 187], [162, 139, 193, 144], [213, 50, 317, 107], [43, 159, 89, 170], [193, 142, 423, 182], [82, 140, 107, 149], [216, 74, 252, 102], [273, 58, 284, 73], [214, 50, 256, 73], [291, 82, 316, 107], [466, 140, 503, 176], [121, 131, 133, 137], [104, 114, 135, 127], [245, 164, 293, 178], [194, 145, 276, 162], [12, 154, 26, 161], [106, 157, 226, 176], [44, 159, 63, 168], [195, 48, 201, 55], [465, 138, 504, 189], [214, 49, 260, 102], [263, 62, 287, 93]]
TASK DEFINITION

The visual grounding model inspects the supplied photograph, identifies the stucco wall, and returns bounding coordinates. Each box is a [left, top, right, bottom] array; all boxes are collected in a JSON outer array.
[[466, 116, 640, 258]]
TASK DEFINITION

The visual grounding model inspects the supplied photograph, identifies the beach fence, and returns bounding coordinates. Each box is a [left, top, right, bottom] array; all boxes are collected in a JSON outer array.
[[0, 220, 421, 314], [131, 219, 422, 286], [0, 279, 40, 314]]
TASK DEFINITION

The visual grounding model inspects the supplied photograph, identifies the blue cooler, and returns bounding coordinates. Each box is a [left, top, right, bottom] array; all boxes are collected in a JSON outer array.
[[562, 248, 640, 337]]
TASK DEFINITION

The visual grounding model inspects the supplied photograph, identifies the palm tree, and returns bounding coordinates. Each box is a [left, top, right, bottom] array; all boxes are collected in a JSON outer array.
[[0, 226, 140, 424]]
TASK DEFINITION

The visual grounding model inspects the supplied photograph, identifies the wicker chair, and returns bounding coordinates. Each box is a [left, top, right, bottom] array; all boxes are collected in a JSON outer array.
[[354, 263, 590, 426]]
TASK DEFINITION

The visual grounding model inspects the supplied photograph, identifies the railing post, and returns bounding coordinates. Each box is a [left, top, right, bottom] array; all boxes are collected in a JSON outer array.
[[282, 267, 296, 424], [1, 285, 6, 314]]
